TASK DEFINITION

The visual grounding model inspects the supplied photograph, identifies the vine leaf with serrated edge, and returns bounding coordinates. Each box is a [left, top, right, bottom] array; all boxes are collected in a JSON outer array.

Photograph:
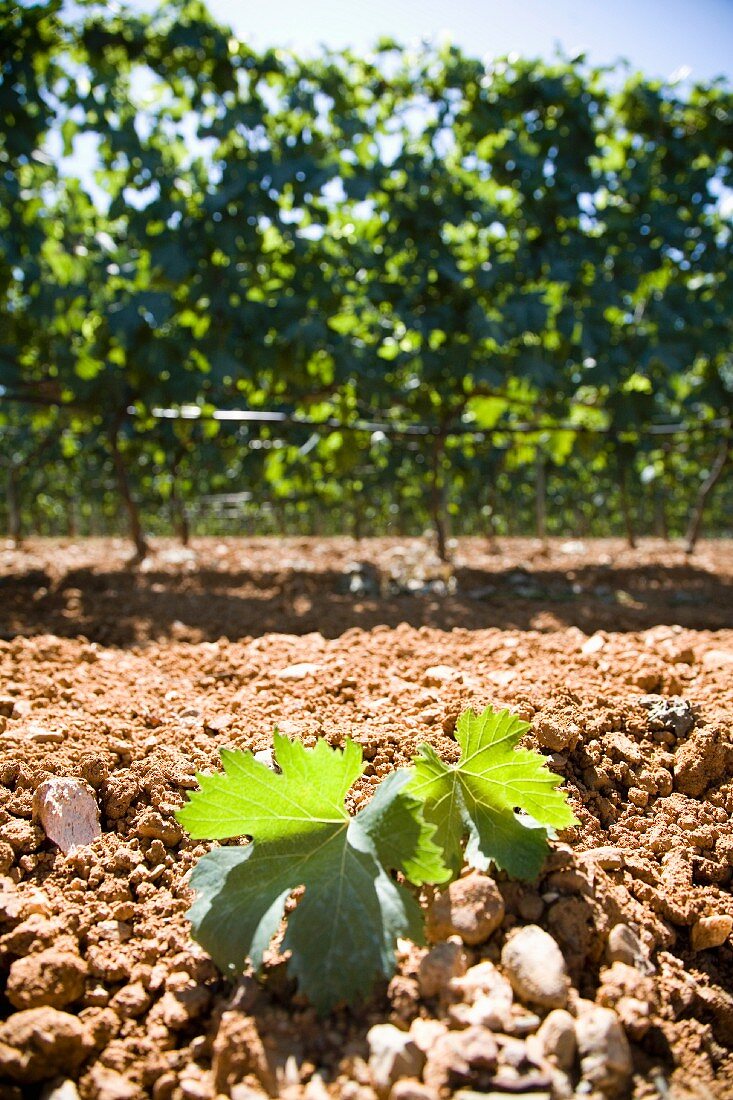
[[407, 705, 578, 880], [175, 733, 450, 1013]]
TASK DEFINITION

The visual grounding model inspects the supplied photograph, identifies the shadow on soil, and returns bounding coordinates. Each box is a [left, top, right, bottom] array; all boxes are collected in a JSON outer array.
[[0, 559, 730, 645]]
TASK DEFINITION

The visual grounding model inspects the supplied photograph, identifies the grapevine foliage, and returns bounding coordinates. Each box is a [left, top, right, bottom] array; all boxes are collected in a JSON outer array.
[[2, 3, 732, 550], [408, 706, 579, 880], [176, 734, 448, 1012], [177, 708, 577, 1011]]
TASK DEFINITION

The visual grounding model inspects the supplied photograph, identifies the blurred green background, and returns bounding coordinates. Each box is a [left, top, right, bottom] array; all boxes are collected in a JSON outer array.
[[1, 0, 731, 558]]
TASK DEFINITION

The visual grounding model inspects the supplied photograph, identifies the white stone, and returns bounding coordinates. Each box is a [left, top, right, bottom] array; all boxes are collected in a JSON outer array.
[[253, 748, 280, 773], [575, 1004, 632, 1094], [422, 665, 460, 686], [302, 1076, 331, 1100], [560, 540, 586, 554], [33, 778, 101, 853], [691, 914, 733, 952], [701, 648, 733, 671], [388, 1081, 438, 1100], [501, 925, 570, 1009], [581, 633, 605, 656], [41, 1082, 82, 1100], [368, 1023, 426, 1097], [18, 722, 64, 744], [487, 669, 517, 686], [533, 1009, 576, 1070], [408, 1018, 447, 1055], [87, 1068, 139, 1100], [229, 1086, 270, 1100], [464, 992, 514, 1031], [275, 663, 321, 681], [450, 961, 514, 1030]]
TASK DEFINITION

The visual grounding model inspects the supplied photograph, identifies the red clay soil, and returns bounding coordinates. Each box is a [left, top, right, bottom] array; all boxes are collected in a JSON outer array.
[[2, 536, 732, 644], [0, 538, 732, 1100]]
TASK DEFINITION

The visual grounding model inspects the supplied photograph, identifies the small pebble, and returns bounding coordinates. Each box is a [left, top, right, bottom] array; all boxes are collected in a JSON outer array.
[[203, 712, 234, 734], [367, 1023, 426, 1096], [87, 1067, 140, 1099], [606, 924, 652, 973], [275, 662, 320, 681], [501, 925, 570, 1009], [701, 649, 733, 671], [389, 1081, 438, 1100], [408, 1018, 448, 1056], [579, 847, 624, 871], [450, 962, 514, 1030], [504, 1012, 542, 1036], [642, 695, 694, 738], [32, 779, 101, 853], [575, 1002, 632, 1094], [41, 1082, 82, 1100], [16, 722, 64, 744], [532, 1009, 576, 1070], [253, 748, 281, 773], [691, 915, 733, 952], [423, 665, 460, 686]]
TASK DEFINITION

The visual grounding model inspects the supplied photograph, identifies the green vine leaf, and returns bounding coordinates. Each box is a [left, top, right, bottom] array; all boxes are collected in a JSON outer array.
[[407, 706, 578, 880], [176, 733, 449, 1013]]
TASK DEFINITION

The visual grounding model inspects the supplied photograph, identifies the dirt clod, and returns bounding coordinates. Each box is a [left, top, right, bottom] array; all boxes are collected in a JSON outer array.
[[426, 873, 505, 946], [6, 946, 87, 1010], [0, 1006, 88, 1083], [417, 939, 467, 999]]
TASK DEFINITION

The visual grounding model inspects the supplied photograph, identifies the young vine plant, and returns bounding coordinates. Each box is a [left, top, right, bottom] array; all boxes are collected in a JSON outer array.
[[176, 706, 577, 1012]]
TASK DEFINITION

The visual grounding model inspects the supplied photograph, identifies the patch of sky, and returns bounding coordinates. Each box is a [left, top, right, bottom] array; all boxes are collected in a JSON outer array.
[[709, 176, 733, 221], [121, 181, 158, 209], [297, 224, 325, 241], [204, 0, 733, 84], [321, 177, 346, 204], [48, 0, 733, 225]]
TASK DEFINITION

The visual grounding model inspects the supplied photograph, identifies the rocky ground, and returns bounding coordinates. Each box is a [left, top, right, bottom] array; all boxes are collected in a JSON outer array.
[[0, 537, 732, 1100]]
